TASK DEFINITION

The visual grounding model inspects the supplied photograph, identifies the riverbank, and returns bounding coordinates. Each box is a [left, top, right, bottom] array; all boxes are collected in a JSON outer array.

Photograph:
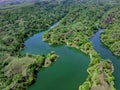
[[42, 4, 116, 90], [79, 38, 115, 90], [90, 29, 120, 90], [0, 1, 119, 90], [100, 5, 120, 57], [22, 28, 90, 90], [0, 1, 68, 89], [0, 51, 58, 89], [43, 28, 116, 90], [79, 54, 115, 90]]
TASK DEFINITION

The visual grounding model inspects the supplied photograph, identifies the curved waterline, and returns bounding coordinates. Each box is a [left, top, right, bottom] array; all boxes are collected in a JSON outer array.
[[90, 29, 120, 90], [22, 23, 90, 90], [22, 22, 120, 90]]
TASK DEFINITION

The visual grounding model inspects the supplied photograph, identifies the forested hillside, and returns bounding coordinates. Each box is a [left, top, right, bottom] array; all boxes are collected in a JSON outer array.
[[0, 1, 68, 89], [101, 5, 120, 56], [43, 4, 104, 53], [0, 0, 120, 90]]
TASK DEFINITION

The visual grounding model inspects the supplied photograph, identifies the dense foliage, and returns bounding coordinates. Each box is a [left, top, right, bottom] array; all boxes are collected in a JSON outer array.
[[0, 52, 58, 89], [0, 1, 66, 89], [100, 5, 120, 56], [79, 52, 115, 90], [43, 4, 104, 54], [0, 1, 68, 56], [0, 0, 119, 90]]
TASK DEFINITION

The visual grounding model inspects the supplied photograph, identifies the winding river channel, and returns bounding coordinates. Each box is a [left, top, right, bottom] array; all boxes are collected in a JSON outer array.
[[22, 24, 120, 90], [91, 29, 120, 90]]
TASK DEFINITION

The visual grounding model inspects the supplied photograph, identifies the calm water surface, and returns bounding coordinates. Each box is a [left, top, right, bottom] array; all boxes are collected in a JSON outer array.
[[22, 23, 120, 90], [22, 23, 90, 90], [91, 29, 120, 90]]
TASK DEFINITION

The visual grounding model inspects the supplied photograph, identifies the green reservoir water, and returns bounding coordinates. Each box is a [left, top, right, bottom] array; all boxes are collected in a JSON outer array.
[[22, 23, 90, 90], [22, 23, 120, 90]]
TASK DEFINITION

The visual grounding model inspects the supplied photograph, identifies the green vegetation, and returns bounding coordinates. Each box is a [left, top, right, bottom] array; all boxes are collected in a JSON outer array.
[[79, 52, 115, 90], [0, 0, 119, 90], [0, 1, 66, 89], [0, 1, 68, 56], [100, 5, 120, 56], [43, 2, 117, 90], [0, 52, 58, 89], [43, 4, 105, 54]]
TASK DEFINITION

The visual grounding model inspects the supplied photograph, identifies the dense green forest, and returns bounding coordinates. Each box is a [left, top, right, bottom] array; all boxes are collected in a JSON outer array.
[[100, 5, 120, 56], [43, 4, 104, 54], [0, 0, 120, 90], [0, 1, 68, 56], [0, 1, 68, 89]]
